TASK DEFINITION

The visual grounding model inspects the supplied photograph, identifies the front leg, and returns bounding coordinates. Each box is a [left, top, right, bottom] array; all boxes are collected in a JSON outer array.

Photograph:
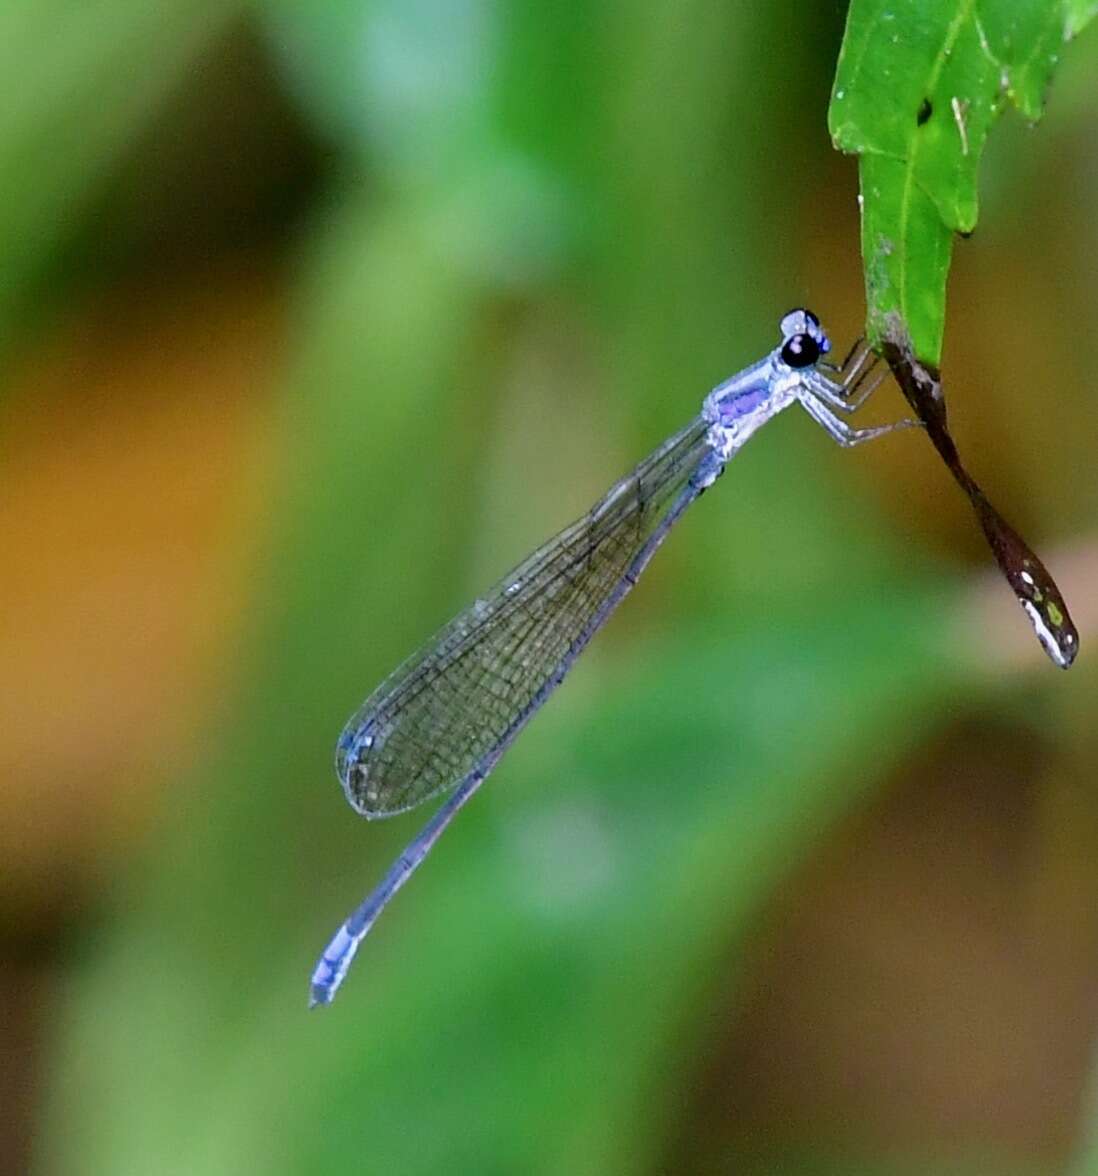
[[798, 388, 921, 447], [802, 363, 888, 414]]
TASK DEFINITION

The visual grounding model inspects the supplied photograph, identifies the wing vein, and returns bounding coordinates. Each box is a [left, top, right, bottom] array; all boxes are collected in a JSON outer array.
[[337, 414, 714, 816]]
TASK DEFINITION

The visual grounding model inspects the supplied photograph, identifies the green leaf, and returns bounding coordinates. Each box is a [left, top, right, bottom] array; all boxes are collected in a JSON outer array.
[[829, 0, 1096, 362], [1067, 0, 1098, 37]]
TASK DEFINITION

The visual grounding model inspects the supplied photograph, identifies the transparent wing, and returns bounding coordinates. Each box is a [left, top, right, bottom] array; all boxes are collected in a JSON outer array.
[[336, 414, 715, 817]]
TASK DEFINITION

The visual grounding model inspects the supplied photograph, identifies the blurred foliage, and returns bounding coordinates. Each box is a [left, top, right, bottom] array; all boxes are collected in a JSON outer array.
[[0, 0, 244, 352], [830, 0, 1097, 361], [0, 1, 1091, 1175]]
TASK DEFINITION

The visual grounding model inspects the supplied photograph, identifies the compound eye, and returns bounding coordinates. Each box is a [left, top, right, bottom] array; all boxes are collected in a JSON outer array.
[[780, 332, 821, 369]]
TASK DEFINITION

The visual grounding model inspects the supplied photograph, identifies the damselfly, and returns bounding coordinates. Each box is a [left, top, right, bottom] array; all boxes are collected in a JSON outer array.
[[310, 309, 914, 1007]]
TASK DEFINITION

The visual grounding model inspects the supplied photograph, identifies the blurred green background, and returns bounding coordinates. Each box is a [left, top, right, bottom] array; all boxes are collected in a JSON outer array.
[[1, 3, 1097, 1174]]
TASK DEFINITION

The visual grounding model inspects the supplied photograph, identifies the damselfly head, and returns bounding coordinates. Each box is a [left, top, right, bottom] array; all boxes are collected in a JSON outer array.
[[778, 307, 830, 370]]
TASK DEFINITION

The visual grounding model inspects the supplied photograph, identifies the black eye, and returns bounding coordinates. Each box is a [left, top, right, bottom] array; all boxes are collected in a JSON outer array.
[[780, 333, 820, 369]]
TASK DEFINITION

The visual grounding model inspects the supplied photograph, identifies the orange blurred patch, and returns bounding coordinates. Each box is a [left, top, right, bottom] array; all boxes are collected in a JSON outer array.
[[0, 258, 285, 919]]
